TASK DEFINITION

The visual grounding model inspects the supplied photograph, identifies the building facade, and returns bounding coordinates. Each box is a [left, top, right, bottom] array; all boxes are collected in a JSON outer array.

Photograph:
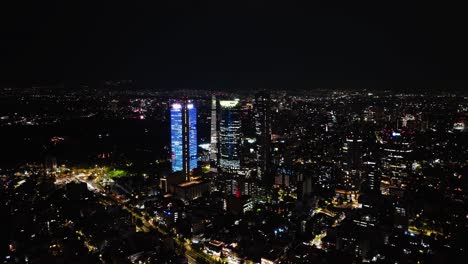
[[170, 101, 198, 175], [218, 99, 242, 170], [210, 95, 218, 163], [254, 92, 272, 184]]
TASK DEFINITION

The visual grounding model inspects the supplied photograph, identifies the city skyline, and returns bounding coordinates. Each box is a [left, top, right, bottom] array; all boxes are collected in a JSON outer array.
[[3, 1, 468, 263], [2, 88, 467, 263]]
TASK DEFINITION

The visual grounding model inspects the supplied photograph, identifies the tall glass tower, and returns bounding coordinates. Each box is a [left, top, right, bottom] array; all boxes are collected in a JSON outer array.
[[254, 92, 271, 184], [219, 99, 241, 170], [209, 96, 218, 162], [188, 103, 198, 171], [171, 103, 183, 172], [171, 101, 197, 175]]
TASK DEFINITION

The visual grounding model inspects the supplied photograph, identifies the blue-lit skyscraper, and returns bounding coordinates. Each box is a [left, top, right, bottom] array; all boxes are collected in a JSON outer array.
[[188, 103, 198, 171], [171, 103, 183, 172], [171, 101, 197, 176]]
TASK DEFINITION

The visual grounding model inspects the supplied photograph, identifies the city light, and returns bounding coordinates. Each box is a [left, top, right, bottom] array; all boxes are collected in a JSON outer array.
[[172, 103, 182, 109], [16, 1, 467, 262]]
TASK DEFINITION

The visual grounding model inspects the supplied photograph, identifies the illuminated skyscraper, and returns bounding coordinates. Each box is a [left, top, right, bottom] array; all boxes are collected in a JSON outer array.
[[171, 103, 183, 172], [219, 99, 241, 170], [340, 133, 363, 193], [254, 92, 271, 184], [378, 129, 414, 196], [210, 96, 218, 162], [171, 101, 197, 176], [188, 103, 198, 171], [362, 160, 380, 194]]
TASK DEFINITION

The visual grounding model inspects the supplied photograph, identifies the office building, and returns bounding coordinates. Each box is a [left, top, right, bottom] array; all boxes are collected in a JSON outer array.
[[254, 92, 272, 184], [174, 179, 209, 200], [379, 129, 414, 196], [218, 99, 241, 170], [210, 95, 218, 162], [339, 133, 363, 193], [170, 101, 197, 176]]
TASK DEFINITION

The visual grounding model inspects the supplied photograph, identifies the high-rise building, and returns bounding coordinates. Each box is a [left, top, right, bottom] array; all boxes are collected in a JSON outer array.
[[362, 160, 380, 194], [254, 92, 271, 184], [362, 133, 380, 195], [340, 133, 363, 192], [188, 103, 198, 171], [218, 99, 241, 170], [336, 129, 365, 202], [210, 96, 218, 162], [170, 101, 197, 176], [378, 129, 414, 196]]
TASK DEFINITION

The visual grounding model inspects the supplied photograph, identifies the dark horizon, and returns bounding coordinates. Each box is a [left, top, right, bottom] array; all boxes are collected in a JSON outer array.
[[7, 1, 466, 90]]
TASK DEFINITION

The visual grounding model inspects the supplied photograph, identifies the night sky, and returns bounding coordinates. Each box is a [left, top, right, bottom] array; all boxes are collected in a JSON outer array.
[[11, 1, 468, 89]]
